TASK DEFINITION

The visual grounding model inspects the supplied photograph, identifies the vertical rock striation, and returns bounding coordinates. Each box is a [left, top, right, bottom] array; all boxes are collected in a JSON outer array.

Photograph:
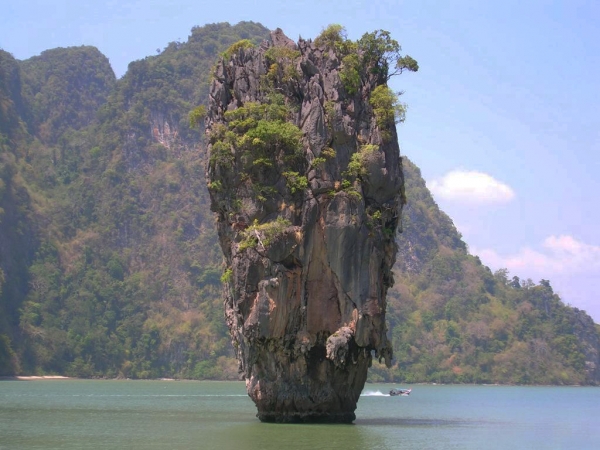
[[206, 28, 410, 422]]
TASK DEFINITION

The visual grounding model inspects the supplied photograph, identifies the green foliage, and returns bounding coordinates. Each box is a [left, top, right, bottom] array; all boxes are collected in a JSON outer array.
[[0, 50, 29, 143], [314, 24, 347, 49], [314, 27, 418, 125], [312, 157, 326, 168], [20, 46, 116, 144], [207, 124, 234, 166], [321, 147, 336, 159], [346, 188, 363, 202], [323, 100, 335, 116], [244, 119, 302, 154], [221, 39, 255, 61], [316, 27, 418, 97], [340, 53, 361, 94], [251, 183, 277, 203], [346, 152, 365, 178], [188, 104, 206, 128], [370, 85, 406, 132], [207, 180, 222, 192], [0, 334, 19, 375], [263, 47, 301, 84], [311, 147, 335, 169], [220, 268, 233, 284], [396, 55, 419, 74], [265, 46, 301, 62], [357, 29, 419, 79], [208, 92, 303, 202], [343, 144, 378, 180], [238, 234, 258, 252], [366, 209, 383, 230], [239, 217, 291, 251], [217, 108, 309, 170], [282, 171, 308, 194]]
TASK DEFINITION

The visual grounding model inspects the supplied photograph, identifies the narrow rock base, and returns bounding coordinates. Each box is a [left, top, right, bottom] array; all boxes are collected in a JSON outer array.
[[244, 344, 371, 424]]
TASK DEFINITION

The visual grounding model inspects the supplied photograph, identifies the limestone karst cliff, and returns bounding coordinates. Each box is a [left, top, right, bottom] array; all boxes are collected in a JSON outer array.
[[206, 28, 416, 422]]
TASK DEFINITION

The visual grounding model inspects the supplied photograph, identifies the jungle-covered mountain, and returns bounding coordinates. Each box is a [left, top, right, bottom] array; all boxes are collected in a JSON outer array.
[[0, 21, 598, 384]]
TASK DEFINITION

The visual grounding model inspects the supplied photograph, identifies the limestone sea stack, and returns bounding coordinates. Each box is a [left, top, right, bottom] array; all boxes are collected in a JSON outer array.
[[205, 28, 415, 423]]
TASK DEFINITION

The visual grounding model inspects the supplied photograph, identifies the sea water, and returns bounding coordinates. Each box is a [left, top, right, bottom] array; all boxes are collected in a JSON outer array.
[[0, 380, 598, 449]]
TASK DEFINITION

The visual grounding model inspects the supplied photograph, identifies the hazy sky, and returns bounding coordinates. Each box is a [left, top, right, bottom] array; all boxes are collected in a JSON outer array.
[[2, 0, 599, 321]]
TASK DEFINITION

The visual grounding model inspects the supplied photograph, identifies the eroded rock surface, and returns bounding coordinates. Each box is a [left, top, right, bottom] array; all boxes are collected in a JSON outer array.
[[206, 29, 406, 422]]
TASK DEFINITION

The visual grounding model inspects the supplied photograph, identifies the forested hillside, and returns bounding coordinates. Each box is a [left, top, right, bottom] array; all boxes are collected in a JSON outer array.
[[0, 50, 36, 374], [0, 22, 598, 384], [377, 159, 600, 384], [0, 22, 270, 378]]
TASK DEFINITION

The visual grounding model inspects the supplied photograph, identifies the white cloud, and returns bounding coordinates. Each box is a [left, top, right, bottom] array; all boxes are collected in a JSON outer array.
[[474, 235, 600, 276], [429, 170, 515, 204], [475, 235, 600, 321]]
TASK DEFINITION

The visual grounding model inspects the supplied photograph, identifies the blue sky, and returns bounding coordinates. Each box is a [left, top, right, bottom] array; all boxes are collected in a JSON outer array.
[[2, 1, 599, 321]]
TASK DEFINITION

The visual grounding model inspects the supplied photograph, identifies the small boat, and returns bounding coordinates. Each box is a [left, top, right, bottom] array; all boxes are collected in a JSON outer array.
[[389, 388, 412, 396]]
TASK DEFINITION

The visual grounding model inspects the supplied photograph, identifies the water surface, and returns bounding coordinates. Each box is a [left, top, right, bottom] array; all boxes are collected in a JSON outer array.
[[1, 380, 598, 449]]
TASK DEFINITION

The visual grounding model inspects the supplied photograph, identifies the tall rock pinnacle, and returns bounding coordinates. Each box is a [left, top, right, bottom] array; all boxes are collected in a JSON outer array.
[[206, 27, 415, 422]]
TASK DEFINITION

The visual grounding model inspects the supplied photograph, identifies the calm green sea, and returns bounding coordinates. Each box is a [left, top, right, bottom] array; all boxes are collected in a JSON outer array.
[[0, 380, 598, 449]]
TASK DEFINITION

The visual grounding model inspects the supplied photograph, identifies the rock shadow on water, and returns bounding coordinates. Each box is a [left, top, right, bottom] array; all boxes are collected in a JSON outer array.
[[355, 417, 477, 427], [217, 421, 384, 450]]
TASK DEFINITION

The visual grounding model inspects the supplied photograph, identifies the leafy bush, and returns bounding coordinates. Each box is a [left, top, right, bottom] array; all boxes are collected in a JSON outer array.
[[265, 47, 300, 62], [207, 180, 222, 192], [340, 53, 361, 94], [282, 171, 308, 194], [238, 217, 291, 251], [343, 144, 378, 179], [312, 157, 326, 168], [208, 93, 304, 207], [369, 85, 406, 136], [314, 24, 347, 49], [358, 29, 419, 79], [220, 268, 233, 284], [188, 104, 206, 128], [321, 147, 336, 159], [221, 39, 255, 61]]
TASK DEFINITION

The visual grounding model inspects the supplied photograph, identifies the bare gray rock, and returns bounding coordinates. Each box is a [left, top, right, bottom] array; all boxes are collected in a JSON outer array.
[[206, 29, 405, 422]]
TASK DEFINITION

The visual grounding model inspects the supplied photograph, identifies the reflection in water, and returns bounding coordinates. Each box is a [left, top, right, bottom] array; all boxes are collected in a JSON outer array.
[[356, 417, 474, 427], [219, 421, 387, 450]]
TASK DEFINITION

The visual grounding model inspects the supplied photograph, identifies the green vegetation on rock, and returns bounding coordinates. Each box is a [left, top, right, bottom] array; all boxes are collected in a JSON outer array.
[[315, 25, 418, 95], [238, 217, 291, 251], [220, 39, 255, 61], [207, 93, 304, 209], [370, 85, 406, 128]]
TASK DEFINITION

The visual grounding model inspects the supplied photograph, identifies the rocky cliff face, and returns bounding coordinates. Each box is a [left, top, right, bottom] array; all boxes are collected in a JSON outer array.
[[206, 29, 407, 422]]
